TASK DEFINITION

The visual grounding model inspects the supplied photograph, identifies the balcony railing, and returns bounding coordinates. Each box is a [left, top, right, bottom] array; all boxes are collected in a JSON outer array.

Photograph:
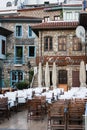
[[15, 57, 24, 64]]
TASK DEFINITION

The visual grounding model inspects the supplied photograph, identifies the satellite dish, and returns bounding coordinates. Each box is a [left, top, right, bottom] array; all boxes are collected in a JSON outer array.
[[76, 26, 85, 43]]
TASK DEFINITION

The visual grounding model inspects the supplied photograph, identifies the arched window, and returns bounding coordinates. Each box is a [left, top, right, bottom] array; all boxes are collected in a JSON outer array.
[[6, 2, 12, 7]]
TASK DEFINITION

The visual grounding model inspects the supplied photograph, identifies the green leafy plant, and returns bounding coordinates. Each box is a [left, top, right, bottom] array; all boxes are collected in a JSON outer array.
[[60, 10, 63, 18], [15, 81, 28, 90], [28, 70, 34, 87]]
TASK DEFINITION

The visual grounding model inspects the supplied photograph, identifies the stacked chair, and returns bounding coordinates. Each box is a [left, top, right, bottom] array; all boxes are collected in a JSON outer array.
[[47, 99, 68, 130], [67, 99, 85, 130], [27, 98, 44, 122], [33, 95, 47, 114], [47, 99, 85, 130], [0, 97, 10, 122]]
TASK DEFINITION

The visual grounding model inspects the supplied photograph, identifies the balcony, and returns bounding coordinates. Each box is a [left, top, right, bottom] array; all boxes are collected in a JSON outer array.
[[14, 57, 24, 66]]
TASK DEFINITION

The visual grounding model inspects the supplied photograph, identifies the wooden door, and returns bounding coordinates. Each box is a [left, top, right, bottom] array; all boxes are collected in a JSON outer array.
[[72, 71, 80, 87]]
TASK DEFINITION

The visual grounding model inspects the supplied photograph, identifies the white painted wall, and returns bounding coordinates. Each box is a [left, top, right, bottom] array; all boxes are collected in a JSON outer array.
[[0, 0, 17, 10], [63, 11, 80, 21], [0, 0, 24, 10], [24, 0, 64, 5], [23, 0, 82, 5], [66, 0, 82, 4]]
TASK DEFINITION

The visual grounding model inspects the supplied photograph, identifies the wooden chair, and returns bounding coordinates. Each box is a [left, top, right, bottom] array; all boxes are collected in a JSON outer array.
[[27, 98, 44, 122], [0, 97, 10, 121], [47, 100, 67, 130], [67, 100, 85, 130], [41, 96, 47, 113], [34, 95, 47, 114]]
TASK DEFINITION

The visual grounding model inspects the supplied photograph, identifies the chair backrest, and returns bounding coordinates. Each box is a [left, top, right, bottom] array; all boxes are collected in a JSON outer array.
[[41, 96, 46, 103], [0, 97, 8, 108], [50, 105, 65, 116], [48, 100, 65, 119], [29, 98, 42, 111], [68, 99, 85, 119]]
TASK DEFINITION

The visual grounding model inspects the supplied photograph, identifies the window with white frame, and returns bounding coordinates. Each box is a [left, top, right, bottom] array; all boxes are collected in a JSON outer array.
[[15, 25, 22, 38], [28, 46, 35, 57], [74, 12, 79, 21], [44, 16, 50, 22], [54, 15, 60, 21], [66, 12, 72, 20]]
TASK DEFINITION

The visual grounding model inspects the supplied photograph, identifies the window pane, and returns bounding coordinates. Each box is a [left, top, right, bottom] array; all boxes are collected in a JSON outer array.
[[73, 36, 82, 51], [54, 16, 60, 21], [29, 26, 32, 37], [44, 44, 48, 51], [49, 37, 53, 50], [59, 70, 67, 84], [63, 45, 66, 51], [2, 40, 5, 54], [29, 46, 35, 57], [44, 36, 53, 51], [11, 70, 23, 87], [12, 72, 16, 80], [44, 17, 50, 22], [58, 45, 62, 51], [44, 37, 48, 51], [66, 12, 72, 20], [16, 47, 22, 57], [18, 72, 23, 80], [58, 36, 66, 51], [16, 25, 22, 37], [15, 46, 23, 64]]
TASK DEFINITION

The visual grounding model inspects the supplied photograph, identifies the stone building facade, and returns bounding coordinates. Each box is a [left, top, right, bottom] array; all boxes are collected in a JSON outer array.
[[32, 21, 86, 89], [0, 3, 85, 89], [0, 27, 12, 89], [0, 16, 42, 87], [18, 7, 61, 21], [18, 3, 82, 22]]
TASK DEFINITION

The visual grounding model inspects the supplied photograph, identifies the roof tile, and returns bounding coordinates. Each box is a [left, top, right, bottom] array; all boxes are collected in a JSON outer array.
[[31, 21, 79, 29]]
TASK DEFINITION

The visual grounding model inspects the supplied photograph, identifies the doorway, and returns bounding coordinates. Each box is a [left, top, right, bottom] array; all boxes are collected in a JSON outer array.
[[72, 71, 80, 87], [58, 70, 67, 84]]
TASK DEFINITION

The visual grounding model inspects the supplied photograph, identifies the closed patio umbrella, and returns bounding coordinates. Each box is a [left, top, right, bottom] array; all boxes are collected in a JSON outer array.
[[38, 62, 42, 87], [79, 60, 86, 87], [52, 62, 57, 88], [45, 62, 50, 87]]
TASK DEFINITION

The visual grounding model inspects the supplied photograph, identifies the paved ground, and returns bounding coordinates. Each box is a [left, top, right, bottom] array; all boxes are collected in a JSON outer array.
[[0, 109, 48, 130]]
